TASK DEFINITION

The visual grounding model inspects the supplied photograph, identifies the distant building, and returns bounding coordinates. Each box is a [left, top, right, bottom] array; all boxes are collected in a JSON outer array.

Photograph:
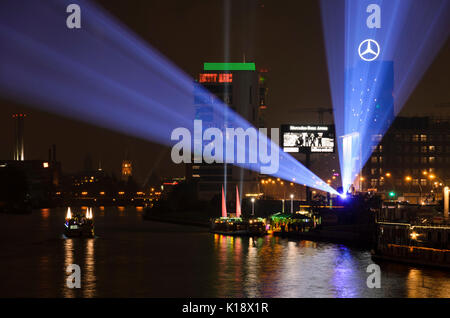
[[363, 116, 450, 203], [0, 115, 61, 207], [121, 160, 132, 181], [12, 113, 25, 161], [188, 62, 268, 200], [0, 159, 61, 207]]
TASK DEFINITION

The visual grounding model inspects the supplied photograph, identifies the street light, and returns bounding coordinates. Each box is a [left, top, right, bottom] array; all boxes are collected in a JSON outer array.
[[251, 198, 255, 216], [290, 194, 294, 214], [282, 199, 285, 213], [405, 175, 422, 203]]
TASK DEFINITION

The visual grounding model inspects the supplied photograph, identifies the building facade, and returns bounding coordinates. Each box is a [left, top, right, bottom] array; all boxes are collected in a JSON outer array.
[[188, 62, 268, 201], [363, 116, 450, 203]]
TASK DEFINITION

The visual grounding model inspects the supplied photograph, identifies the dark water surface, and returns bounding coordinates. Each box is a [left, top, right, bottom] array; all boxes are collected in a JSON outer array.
[[0, 207, 449, 297]]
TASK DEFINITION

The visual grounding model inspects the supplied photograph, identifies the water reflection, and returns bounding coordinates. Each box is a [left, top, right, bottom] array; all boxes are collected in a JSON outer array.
[[406, 267, 450, 298], [63, 238, 75, 298], [331, 246, 360, 298], [1, 207, 450, 297], [244, 238, 259, 297]]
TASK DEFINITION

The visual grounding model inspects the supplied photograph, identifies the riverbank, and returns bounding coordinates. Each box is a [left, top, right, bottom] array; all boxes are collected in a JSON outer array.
[[144, 209, 375, 247]]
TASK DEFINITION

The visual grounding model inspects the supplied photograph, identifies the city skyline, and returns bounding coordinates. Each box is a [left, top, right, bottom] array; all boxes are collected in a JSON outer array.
[[0, 0, 450, 304], [0, 0, 448, 182]]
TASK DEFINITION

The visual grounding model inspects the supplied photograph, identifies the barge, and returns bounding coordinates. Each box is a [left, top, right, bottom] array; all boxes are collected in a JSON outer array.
[[210, 186, 267, 236], [372, 202, 450, 268]]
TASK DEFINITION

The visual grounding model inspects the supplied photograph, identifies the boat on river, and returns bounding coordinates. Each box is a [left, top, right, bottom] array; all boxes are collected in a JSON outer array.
[[210, 186, 267, 236], [64, 207, 95, 238], [372, 202, 450, 269]]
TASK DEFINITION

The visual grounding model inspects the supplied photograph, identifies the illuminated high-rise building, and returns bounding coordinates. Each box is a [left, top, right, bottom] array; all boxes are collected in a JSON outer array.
[[189, 62, 269, 200], [344, 61, 394, 190]]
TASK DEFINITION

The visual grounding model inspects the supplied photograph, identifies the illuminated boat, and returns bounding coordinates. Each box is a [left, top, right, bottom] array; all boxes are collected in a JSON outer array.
[[64, 207, 95, 238], [373, 203, 450, 269], [210, 186, 267, 236], [246, 217, 268, 236]]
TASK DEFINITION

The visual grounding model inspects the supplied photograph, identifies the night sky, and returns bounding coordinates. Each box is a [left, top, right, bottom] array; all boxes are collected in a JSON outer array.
[[0, 0, 449, 183]]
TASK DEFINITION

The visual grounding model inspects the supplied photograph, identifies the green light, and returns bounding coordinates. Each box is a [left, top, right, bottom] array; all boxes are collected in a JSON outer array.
[[389, 191, 395, 197], [204, 63, 256, 71]]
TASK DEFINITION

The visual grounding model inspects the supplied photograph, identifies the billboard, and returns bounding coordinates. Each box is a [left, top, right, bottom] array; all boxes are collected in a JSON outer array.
[[281, 125, 335, 153]]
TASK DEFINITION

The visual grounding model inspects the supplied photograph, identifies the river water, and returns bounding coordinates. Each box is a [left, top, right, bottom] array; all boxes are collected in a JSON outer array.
[[0, 207, 449, 298]]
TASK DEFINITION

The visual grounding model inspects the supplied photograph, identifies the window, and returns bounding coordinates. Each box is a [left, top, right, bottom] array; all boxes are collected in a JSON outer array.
[[421, 146, 427, 153], [420, 179, 427, 186], [429, 146, 435, 152], [371, 179, 378, 187], [429, 157, 435, 164], [371, 168, 377, 175], [420, 134, 427, 142], [379, 156, 384, 163], [412, 179, 419, 185], [412, 134, 419, 142], [371, 156, 378, 163], [420, 157, 427, 164]]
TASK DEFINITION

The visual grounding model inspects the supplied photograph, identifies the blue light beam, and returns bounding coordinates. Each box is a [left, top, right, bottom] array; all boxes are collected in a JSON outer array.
[[0, 0, 338, 195], [320, 0, 450, 193]]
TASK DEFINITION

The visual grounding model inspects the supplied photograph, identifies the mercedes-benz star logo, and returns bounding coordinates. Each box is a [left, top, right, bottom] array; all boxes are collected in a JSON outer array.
[[358, 39, 380, 62]]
